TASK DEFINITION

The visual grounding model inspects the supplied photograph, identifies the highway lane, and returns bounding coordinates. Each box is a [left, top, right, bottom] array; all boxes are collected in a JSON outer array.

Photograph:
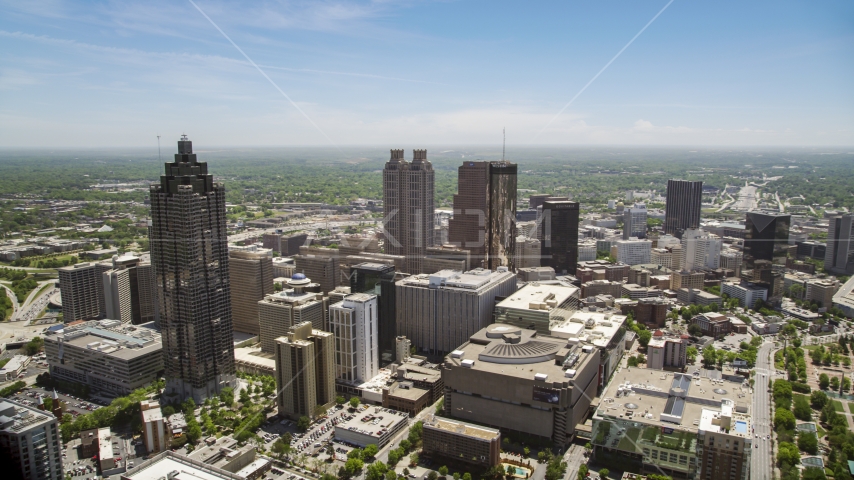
[[751, 341, 775, 480]]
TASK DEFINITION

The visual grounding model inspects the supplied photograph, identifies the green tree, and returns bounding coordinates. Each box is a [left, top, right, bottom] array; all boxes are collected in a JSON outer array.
[[427, 471, 439, 480], [810, 390, 828, 409], [297, 416, 311, 432], [774, 407, 796, 430], [409, 452, 419, 466], [777, 442, 800, 467], [399, 439, 411, 452], [793, 396, 812, 421], [462, 474, 472, 480], [801, 467, 826, 480], [637, 330, 652, 348], [577, 466, 588, 480], [599, 468, 610, 479], [439, 466, 449, 477], [272, 438, 291, 459], [349, 397, 361, 409], [313, 404, 327, 418], [362, 444, 379, 460], [219, 387, 234, 407], [186, 421, 203, 444], [366, 461, 389, 480], [819, 373, 830, 390], [336, 396, 346, 405], [344, 458, 364, 478], [798, 432, 818, 455]]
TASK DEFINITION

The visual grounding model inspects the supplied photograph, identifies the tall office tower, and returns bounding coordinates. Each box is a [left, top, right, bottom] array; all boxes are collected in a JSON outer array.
[[447, 161, 517, 271], [329, 293, 379, 383], [383, 149, 435, 274], [395, 268, 517, 355], [0, 399, 64, 480], [615, 238, 652, 265], [274, 322, 335, 420], [742, 212, 790, 304], [150, 135, 235, 403], [539, 200, 580, 274], [680, 228, 722, 272], [257, 274, 325, 354], [825, 214, 854, 275], [664, 179, 703, 239], [229, 245, 274, 335], [58, 262, 110, 321], [102, 254, 159, 325], [350, 263, 396, 365], [622, 203, 647, 240]]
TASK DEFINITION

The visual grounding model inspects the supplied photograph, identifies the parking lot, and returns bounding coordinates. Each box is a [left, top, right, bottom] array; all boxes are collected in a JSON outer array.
[[62, 438, 98, 480], [9, 385, 107, 417]]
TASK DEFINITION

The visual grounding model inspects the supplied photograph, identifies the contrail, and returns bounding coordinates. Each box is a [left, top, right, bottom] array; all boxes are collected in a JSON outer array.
[[187, 0, 339, 149], [533, 0, 676, 140]]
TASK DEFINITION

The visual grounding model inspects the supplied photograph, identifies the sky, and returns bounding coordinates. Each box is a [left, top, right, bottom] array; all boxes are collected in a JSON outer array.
[[1, 0, 852, 148]]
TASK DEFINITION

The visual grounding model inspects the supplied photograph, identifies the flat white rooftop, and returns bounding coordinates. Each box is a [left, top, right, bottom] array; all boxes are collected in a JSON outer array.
[[496, 283, 578, 312], [550, 310, 627, 348], [123, 453, 240, 480]]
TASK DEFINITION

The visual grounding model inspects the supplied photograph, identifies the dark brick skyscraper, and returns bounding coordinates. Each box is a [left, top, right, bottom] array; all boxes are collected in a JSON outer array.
[[448, 161, 517, 270], [664, 179, 703, 239], [150, 135, 235, 403], [539, 200, 580, 275]]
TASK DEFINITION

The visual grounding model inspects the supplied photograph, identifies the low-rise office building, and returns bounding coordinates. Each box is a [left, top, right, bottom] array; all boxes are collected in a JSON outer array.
[[493, 283, 580, 335], [422, 415, 501, 467], [549, 310, 627, 392], [44, 320, 163, 397], [382, 381, 431, 417], [333, 406, 409, 448], [721, 282, 767, 309], [646, 336, 688, 371], [257, 274, 324, 354], [676, 288, 722, 307], [441, 324, 600, 446], [591, 369, 752, 480]]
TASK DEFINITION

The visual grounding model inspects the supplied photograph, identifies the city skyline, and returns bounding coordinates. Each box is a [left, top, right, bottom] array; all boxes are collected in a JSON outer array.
[[1, 1, 852, 147]]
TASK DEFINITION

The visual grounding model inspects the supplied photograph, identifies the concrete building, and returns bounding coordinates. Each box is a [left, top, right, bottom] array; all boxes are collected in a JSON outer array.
[[44, 320, 163, 397], [680, 229, 721, 272], [121, 451, 245, 480], [671, 271, 705, 291], [395, 268, 517, 355], [274, 322, 335, 419], [447, 160, 517, 271], [651, 248, 676, 270], [257, 274, 324, 354], [539, 200, 580, 274], [581, 280, 623, 299], [329, 294, 379, 384], [646, 336, 687, 370], [825, 214, 854, 275], [493, 283, 580, 335], [228, 245, 274, 335], [578, 242, 598, 263], [59, 261, 108, 321], [294, 254, 338, 294], [382, 381, 431, 416], [623, 203, 647, 240], [100, 254, 159, 326], [549, 310, 628, 392], [719, 250, 743, 277], [140, 400, 168, 454], [395, 337, 411, 363], [517, 266, 557, 283], [150, 136, 235, 403], [633, 297, 670, 328], [664, 179, 703, 239], [691, 313, 732, 338], [186, 436, 258, 476], [349, 263, 397, 365], [591, 369, 751, 480], [514, 236, 542, 269], [271, 257, 295, 279], [832, 275, 854, 318], [0, 398, 64, 480], [422, 415, 501, 467], [333, 405, 409, 448], [721, 282, 768, 309], [383, 149, 435, 274], [677, 288, 722, 307], [263, 232, 308, 256], [805, 278, 840, 308], [441, 324, 600, 446], [615, 238, 652, 265]]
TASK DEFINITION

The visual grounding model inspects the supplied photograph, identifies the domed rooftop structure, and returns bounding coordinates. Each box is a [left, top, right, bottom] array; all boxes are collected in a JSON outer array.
[[292, 273, 307, 280]]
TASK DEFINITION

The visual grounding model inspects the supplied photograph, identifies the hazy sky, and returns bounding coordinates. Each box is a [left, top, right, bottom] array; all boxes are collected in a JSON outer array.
[[1, 0, 852, 148]]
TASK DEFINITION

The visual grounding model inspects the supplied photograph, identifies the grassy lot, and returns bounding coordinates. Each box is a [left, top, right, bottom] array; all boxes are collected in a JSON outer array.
[[816, 423, 827, 437], [802, 345, 823, 351], [793, 393, 810, 403], [848, 402, 854, 414], [832, 400, 845, 412]]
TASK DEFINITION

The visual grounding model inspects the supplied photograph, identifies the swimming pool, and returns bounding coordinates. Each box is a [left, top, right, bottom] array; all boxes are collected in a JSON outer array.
[[734, 420, 747, 434]]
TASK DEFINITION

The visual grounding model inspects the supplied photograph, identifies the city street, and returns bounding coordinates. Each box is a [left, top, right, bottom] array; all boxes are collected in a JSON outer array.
[[751, 341, 775, 480]]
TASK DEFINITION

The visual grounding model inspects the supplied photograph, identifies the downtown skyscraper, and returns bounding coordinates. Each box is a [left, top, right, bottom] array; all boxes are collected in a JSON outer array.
[[539, 199, 580, 275], [150, 135, 235, 403], [382, 149, 435, 274], [664, 179, 703, 239], [447, 160, 517, 271]]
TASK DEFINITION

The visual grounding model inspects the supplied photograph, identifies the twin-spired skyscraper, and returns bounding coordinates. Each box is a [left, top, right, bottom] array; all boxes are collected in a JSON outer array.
[[149, 136, 236, 403], [382, 149, 435, 273]]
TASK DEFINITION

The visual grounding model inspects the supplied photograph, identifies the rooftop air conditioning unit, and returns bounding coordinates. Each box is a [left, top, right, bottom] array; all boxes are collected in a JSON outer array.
[[450, 350, 465, 359], [534, 373, 548, 381], [461, 359, 475, 368]]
